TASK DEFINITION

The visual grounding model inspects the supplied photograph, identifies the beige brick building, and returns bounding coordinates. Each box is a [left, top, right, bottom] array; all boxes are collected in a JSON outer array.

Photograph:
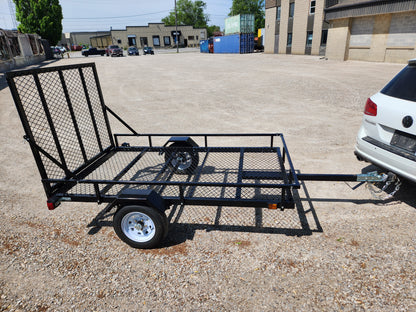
[[265, 0, 416, 63], [58, 24, 207, 50], [265, 0, 328, 55], [111, 23, 207, 49], [325, 0, 416, 63]]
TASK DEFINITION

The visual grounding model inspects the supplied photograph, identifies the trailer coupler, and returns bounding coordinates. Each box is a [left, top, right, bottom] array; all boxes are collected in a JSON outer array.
[[356, 171, 389, 183]]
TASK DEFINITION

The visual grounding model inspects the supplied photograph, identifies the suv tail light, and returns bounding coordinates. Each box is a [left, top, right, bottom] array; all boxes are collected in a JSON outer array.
[[364, 98, 377, 116]]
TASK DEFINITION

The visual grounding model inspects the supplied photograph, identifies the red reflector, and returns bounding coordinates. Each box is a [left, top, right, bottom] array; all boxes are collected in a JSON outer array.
[[364, 98, 377, 116], [47, 202, 55, 210]]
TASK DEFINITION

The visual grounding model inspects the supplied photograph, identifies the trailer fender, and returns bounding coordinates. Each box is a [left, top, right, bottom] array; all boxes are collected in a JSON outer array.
[[116, 189, 167, 213], [163, 136, 198, 148]]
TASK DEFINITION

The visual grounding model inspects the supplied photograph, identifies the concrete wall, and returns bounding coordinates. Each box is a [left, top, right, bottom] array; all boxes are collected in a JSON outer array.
[[327, 11, 416, 63], [326, 18, 350, 61], [265, 7, 277, 53], [0, 31, 45, 72]]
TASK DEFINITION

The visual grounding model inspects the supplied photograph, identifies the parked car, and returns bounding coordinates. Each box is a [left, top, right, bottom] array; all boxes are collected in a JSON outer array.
[[51, 46, 62, 58], [71, 45, 82, 51], [355, 58, 416, 183], [106, 45, 123, 57], [143, 47, 154, 55], [128, 46, 139, 55], [57, 46, 66, 53], [82, 47, 106, 57]]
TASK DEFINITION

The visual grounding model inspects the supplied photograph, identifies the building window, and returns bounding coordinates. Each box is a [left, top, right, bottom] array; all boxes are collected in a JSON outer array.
[[287, 33, 292, 47], [128, 35, 136, 46], [153, 35, 160, 46], [164, 36, 171, 46], [188, 36, 195, 41], [306, 31, 313, 47], [140, 37, 148, 47], [310, 1, 316, 14], [321, 29, 328, 46], [277, 6, 281, 20], [289, 2, 295, 18]]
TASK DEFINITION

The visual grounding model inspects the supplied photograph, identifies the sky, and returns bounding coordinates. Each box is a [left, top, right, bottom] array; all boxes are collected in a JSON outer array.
[[0, 0, 233, 32]]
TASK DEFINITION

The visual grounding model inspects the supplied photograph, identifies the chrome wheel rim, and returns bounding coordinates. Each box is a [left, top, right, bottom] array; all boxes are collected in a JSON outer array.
[[171, 151, 192, 171], [121, 212, 156, 242]]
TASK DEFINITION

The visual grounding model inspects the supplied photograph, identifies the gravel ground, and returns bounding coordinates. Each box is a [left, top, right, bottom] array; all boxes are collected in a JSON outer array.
[[0, 52, 415, 311]]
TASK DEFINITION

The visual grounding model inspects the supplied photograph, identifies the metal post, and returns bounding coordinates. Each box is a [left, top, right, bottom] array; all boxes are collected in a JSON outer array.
[[175, 0, 179, 53]]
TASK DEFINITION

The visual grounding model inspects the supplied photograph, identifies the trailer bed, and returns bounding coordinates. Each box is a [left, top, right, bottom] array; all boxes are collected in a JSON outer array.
[[6, 63, 301, 248], [60, 143, 297, 207]]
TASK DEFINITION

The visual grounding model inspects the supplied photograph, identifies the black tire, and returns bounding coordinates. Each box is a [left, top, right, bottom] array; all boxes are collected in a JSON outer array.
[[164, 142, 199, 175], [113, 205, 168, 249]]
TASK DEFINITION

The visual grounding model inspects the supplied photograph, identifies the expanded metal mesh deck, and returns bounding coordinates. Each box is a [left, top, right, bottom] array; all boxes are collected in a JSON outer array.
[[66, 146, 287, 203]]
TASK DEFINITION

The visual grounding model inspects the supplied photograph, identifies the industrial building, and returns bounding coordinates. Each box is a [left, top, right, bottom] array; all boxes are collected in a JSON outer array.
[[265, 0, 328, 56], [59, 31, 110, 50], [110, 23, 207, 49], [325, 0, 416, 62], [59, 23, 207, 50], [265, 0, 416, 63]]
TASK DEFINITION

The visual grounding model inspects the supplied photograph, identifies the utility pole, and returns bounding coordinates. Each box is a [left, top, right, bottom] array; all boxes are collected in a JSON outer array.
[[175, 0, 179, 53]]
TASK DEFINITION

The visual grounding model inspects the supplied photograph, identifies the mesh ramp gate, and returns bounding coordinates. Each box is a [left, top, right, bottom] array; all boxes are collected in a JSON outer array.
[[7, 63, 114, 196]]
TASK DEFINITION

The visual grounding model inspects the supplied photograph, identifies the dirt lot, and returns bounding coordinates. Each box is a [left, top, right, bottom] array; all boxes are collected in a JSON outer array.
[[0, 52, 415, 311]]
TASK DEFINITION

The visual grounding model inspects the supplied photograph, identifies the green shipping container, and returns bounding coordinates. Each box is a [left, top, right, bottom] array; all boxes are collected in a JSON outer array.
[[224, 14, 255, 35]]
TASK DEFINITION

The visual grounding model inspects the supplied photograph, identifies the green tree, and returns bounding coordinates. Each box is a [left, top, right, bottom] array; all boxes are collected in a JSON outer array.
[[229, 0, 265, 32], [162, 0, 209, 28], [206, 25, 220, 37], [14, 0, 63, 46]]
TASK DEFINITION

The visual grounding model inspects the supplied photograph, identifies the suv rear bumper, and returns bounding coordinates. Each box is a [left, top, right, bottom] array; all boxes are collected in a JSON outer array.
[[355, 132, 416, 183]]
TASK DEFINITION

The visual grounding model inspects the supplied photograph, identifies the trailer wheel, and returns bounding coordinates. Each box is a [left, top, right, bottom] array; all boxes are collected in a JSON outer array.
[[165, 142, 199, 175], [113, 205, 168, 249]]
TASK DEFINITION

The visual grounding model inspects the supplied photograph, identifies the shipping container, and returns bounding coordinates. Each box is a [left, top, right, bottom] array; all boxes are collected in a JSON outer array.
[[200, 40, 209, 53], [213, 34, 254, 54], [224, 14, 255, 35]]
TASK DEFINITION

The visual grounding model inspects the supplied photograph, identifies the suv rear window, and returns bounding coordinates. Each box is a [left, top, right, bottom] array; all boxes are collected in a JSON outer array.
[[381, 64, 416, 102]]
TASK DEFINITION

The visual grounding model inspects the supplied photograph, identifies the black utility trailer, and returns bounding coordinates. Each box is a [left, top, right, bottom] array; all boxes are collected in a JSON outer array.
[[6, 63, 390, 248]]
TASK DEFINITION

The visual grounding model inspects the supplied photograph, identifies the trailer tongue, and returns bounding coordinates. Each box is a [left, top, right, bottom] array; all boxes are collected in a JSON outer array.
[[6, 63, 397, 249]]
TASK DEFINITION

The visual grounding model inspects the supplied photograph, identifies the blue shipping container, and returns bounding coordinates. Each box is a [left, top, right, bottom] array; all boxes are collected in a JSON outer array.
[[200, 40, 209, 53], [213, 34, 254, 54]]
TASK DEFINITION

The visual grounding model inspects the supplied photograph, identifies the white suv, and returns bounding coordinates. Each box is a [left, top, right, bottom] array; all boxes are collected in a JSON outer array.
[[355, 59, 416, 183]]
